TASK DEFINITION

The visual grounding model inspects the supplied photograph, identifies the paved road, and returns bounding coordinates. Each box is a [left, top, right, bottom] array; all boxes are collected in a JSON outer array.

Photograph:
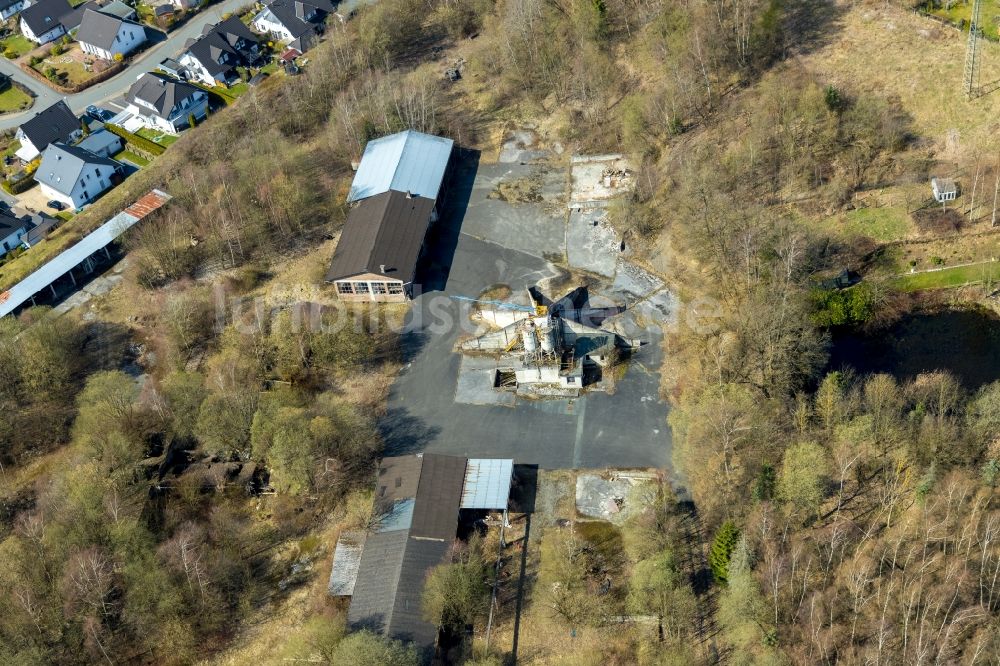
[[0, 0, 251, 131]]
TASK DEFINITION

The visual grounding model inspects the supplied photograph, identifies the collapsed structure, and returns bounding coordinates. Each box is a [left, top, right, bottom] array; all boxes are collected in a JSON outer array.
[[459, 288, 639, 395], [330, 453, 514, 658]]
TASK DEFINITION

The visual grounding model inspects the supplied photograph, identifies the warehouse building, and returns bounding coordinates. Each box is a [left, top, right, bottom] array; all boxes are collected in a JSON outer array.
[[326, 130, 454, 302], [330, 453, 513, 659]]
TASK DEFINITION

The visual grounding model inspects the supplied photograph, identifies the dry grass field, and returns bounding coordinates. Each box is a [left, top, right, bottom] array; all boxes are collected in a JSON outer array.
[[798, 1, 1000, 161]]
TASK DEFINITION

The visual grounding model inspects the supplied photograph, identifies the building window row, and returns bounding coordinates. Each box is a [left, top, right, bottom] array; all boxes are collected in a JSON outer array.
[[336, 280, 405, 296]]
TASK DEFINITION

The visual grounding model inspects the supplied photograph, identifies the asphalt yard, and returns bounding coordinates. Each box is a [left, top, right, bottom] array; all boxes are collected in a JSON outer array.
[[380, 141, 676, 473]]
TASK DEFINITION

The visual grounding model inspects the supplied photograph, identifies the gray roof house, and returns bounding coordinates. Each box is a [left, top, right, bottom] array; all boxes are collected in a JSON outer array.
[[75, 8, 146, 60], [15, 100, 83, 162], [0, 0, 32, 22], [77, 128, 123, 158], [251, 0, 335, 52], [178, 16, 261, 87], [123, 72, 209, 134], [35, 142, 122, 210], [0, 209, 29, 255], [18, 213, 59, 248], [94, 0, 136, 20]]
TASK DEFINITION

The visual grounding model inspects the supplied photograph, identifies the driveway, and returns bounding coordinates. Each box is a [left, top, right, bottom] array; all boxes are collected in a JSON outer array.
[[0, 0, 254, 131], [380, 152, 676, 472]]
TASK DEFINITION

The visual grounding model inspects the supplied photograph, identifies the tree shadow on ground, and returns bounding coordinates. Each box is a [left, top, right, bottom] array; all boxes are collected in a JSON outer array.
[[378, 406, 442, 456]]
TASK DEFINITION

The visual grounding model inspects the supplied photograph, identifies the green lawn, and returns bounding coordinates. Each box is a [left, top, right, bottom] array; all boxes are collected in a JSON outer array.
[[891, 261, 1000, 292], [0, 85, 32, 113], [1, 34, 35, 59], [191, 81, 239, 105], [135, 128, 177, 147], [838, 206, 912, 242], [33, 58, 93, 87], [55, 211, 75, 221], [113, 150, 150, 167], [928, 3, 1000, 39], [227, 81, 249, 97]]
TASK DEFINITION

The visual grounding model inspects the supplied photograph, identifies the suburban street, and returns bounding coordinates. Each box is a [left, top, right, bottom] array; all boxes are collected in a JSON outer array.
[[0, 0, 252, 131]]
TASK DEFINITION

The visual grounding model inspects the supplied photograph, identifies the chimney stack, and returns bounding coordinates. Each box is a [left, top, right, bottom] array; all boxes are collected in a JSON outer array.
[[380, 264, 386, 273]]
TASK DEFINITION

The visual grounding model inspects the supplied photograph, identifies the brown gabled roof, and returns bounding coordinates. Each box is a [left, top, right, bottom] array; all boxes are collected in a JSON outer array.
[[325, 190, 435, 284], [376, 454, 423, 504], [410, 453, 467, 540]]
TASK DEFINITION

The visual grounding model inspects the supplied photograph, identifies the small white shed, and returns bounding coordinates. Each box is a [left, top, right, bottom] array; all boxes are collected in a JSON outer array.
[[931, 177, 957, 203]]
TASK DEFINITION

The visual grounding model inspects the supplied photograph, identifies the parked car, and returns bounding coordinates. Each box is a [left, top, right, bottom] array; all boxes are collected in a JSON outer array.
[[85, 105, 113, 122], [47, 200, 66, 211]]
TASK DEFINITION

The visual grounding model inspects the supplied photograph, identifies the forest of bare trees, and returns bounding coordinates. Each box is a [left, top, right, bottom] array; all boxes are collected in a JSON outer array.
[[1, 0, 998, 663]]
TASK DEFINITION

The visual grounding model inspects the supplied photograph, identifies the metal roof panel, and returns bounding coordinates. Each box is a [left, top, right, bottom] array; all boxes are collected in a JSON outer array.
[[461, 459, 514, 509], [0, 190, 170, 318], [347, 130, 454, 203]]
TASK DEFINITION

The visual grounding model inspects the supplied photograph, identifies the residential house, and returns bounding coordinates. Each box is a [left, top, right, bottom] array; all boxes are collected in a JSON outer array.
[[251, 0, 334, 52], [35, 142, 122, 210], [342, 454, 513, 659], [0, 209, 29, 256], [76, 128, 123, 158], [326, 130, 454, 302], [178, 16, 261, 87], [0, 0, 33, 22], [123, 72, 208, 134], [75, 8, 146, 60], [19, 0, 91, 44], [18, 212, 58, 248], [15, 100, 83, 162]]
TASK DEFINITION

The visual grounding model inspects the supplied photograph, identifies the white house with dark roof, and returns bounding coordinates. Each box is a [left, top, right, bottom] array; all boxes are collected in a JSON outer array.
[[19, 0, 74, 43], [251, 0, 334, 52], [75, 8, 146, 60], [15, 100, 83, 162], [0, 0, 32, 21], [178, 16, 260, 87], [0, 209, 29, 257], [122, 72, 208, 134], [35, 142, 122, 210]]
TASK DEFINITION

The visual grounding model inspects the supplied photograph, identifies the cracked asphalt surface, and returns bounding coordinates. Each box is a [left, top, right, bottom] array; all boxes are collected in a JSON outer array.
[[380, 152, 674, 471]]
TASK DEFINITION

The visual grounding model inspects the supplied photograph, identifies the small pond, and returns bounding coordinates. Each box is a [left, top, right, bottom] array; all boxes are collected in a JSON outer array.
[[827, 305, 1000, 390]]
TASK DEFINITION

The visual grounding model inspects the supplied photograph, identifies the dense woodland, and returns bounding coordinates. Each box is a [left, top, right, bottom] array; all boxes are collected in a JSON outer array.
[[1, 0, 999, 663]]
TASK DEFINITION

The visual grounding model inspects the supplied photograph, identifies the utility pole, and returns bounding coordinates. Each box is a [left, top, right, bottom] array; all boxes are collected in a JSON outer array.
[[965, 0, 984, 98], [992, 153, 1000, 227]]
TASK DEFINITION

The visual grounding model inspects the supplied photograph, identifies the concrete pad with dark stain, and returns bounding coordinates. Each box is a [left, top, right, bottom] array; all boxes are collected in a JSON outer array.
[[457, 162, 567, 261], [566, 208, 619, 277]]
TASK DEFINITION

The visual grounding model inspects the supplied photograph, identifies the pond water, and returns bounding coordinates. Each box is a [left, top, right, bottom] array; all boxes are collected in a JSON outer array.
[[827, 306, 1000, 390]]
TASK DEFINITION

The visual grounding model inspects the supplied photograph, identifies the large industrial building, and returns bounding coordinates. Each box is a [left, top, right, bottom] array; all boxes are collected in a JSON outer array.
[[329, 453, 513, 659], [326, 129, 454, 302]]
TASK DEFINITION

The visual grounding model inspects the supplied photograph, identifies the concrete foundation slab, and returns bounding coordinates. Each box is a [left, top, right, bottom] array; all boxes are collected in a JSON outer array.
[[575, 473, 647, 523], [455, 355, 514, 407], [569, 154, 632, 206], [567, 208, 619, 277]]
